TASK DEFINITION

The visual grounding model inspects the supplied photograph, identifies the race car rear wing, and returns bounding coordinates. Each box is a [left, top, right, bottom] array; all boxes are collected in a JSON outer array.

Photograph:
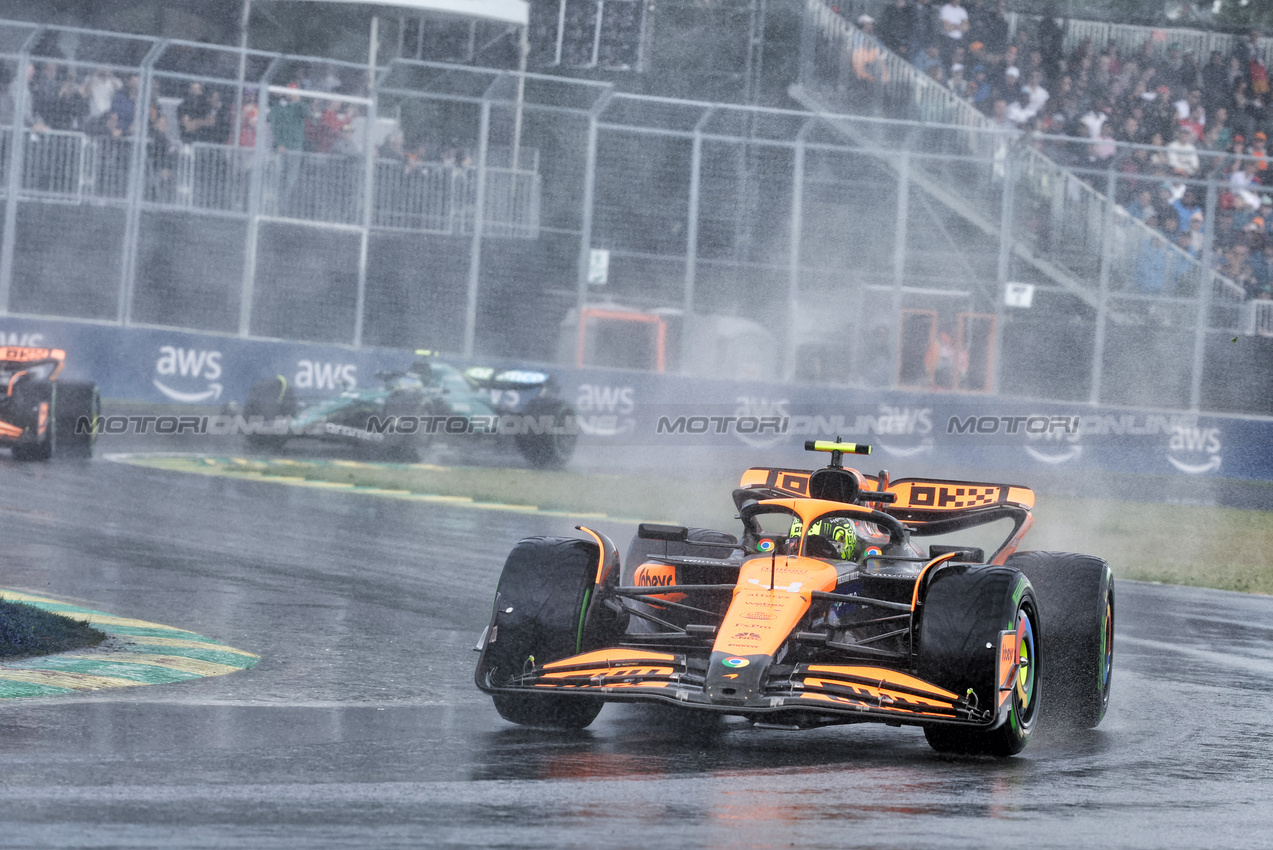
[[0, 346, 65, 365], [737, 466, 1035, 563], [738, 467, 1034, 512], [0, 347, 66, 393]]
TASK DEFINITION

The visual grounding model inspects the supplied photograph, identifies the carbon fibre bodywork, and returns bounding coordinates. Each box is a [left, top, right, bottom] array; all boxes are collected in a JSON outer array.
[[239, 355, 578, 467], [475, 445, 1069, 753]]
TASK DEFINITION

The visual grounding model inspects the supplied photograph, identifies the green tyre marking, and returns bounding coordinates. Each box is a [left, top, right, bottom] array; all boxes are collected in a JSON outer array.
[[575, 586, 593, 655]]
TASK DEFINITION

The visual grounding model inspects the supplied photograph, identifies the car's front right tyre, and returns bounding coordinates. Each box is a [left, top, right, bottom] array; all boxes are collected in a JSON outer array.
[[918, 565, 1041, 757], [515, 397, 578, 469], [243, 376, 295, 452], [476, 536, 615, 730], [55, 380, 99, 459], [11, 380, 55, 462]]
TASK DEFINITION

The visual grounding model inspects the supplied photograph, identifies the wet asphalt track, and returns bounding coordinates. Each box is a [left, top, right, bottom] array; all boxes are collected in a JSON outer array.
[[0, 452, 1272, 849]]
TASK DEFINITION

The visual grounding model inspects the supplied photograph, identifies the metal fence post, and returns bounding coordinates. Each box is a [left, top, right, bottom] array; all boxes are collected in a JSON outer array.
[[463, 96, 491, 358], [118, 39, 167, 326], [575, 92, 608, 339], [797, 0, 816, 93], [994, 152, 1016, 397], [1088, 162, 1118, 405], [0, 34, 37, 314], [785, 124, 807, 381], [1189, 176, 1220, 412], [684, 109, 711, 321], [353, 65, 390, 348], [891, 149, 910, 392], [240, 56, 282, 337]]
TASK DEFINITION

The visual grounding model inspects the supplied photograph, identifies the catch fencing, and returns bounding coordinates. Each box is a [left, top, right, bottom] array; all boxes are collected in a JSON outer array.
[[794, 0, 1268, 413], [0, 18, 1268, 414]]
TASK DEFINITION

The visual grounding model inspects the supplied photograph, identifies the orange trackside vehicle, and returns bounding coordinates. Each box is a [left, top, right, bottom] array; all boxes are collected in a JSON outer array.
[[475, 441, 1114, 756], [0, 347, 99, 461]]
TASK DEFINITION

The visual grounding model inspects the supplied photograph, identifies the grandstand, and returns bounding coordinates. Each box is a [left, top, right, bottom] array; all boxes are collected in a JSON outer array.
[[0, 2, 1268, 415], [790, 0, 1273, 412]]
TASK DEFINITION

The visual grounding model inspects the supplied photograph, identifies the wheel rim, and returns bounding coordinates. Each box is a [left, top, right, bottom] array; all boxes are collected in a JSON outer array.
[[1099, 593, 1113, 691], [1013, 606, 1038, 726]]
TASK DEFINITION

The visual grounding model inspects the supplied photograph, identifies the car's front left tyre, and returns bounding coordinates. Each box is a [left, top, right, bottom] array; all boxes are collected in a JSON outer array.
[[1007, 551, 1113, 729]]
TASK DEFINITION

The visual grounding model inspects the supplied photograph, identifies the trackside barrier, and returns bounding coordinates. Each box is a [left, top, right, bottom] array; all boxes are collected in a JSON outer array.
[[0, 128, 540, 239], [1248, 300, 1273, 337], [4, 314, 1271, 484]]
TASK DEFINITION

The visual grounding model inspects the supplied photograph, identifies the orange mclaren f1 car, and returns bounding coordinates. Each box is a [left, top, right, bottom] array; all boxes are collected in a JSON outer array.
[[0, 347, 99, 461], [475, 441, 1114, 756]]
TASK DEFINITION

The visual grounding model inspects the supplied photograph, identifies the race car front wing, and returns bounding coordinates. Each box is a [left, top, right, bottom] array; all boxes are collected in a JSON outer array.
[[479, 647, 999, 728]]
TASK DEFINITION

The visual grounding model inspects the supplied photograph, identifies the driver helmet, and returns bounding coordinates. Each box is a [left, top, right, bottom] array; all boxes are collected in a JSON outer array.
[[789, 516, 859, 560], [407, 359, 433, 382]]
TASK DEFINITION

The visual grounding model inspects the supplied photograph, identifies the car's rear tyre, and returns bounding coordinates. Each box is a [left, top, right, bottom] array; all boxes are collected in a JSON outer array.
[[918, 566, 1041, 757], [476, 536, 613, 729], [1006, 551, 1113, 729], [55, 381, 99, 459], [11, 380, 55, 462], [243, 376, 295, 451], [377, 390, 432, 462], [515, 397, 577, 469]]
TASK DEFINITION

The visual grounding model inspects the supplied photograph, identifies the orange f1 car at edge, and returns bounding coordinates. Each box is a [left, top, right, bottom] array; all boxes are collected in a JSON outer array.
[[475, 441, 1114, 756], [0, 346, 100, 461]]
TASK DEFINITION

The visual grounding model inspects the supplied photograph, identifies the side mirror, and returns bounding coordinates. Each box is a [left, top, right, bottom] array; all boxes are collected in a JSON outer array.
[[637, 523, 688, 542], [928, 544, 985, 563]]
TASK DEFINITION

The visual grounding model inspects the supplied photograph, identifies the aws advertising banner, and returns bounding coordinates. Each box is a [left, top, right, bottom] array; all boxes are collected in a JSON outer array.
[[0, 315, 1266, 482], [0, 317, 406, 403], [563, 371, 1255, 482]]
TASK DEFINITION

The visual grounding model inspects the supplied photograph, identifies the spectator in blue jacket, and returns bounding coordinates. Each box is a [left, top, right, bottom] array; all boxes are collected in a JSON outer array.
[[1171, 188, 1203, 232]]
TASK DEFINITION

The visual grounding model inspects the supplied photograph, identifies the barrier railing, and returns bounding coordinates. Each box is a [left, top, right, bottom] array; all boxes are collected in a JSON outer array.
[[373, 160, 462, 233], [22, 129, 90, 201], [0, 127, 541, 238], [473, 167, 542, 239], [168, 143, 253, 211], [1248, 299, 1273, 336], [1010, 14, 1273, 71]]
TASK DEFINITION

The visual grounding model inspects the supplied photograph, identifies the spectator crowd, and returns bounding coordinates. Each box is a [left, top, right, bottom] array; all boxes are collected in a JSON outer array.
[[854, 0, 1273, 300], [1, 54, 477, 203]]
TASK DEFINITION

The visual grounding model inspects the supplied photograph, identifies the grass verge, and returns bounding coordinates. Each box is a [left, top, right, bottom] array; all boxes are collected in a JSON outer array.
[[0, 597, 107, 658], [1028, 494, 1273, 595], [163, 456, 1273, 595]]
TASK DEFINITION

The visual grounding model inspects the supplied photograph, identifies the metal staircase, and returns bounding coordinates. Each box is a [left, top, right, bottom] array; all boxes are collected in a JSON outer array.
[[791, 0, 1238, 318]]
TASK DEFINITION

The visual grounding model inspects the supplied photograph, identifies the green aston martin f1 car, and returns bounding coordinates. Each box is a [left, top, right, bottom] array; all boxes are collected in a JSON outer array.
[[240, 351, 576, 468]]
